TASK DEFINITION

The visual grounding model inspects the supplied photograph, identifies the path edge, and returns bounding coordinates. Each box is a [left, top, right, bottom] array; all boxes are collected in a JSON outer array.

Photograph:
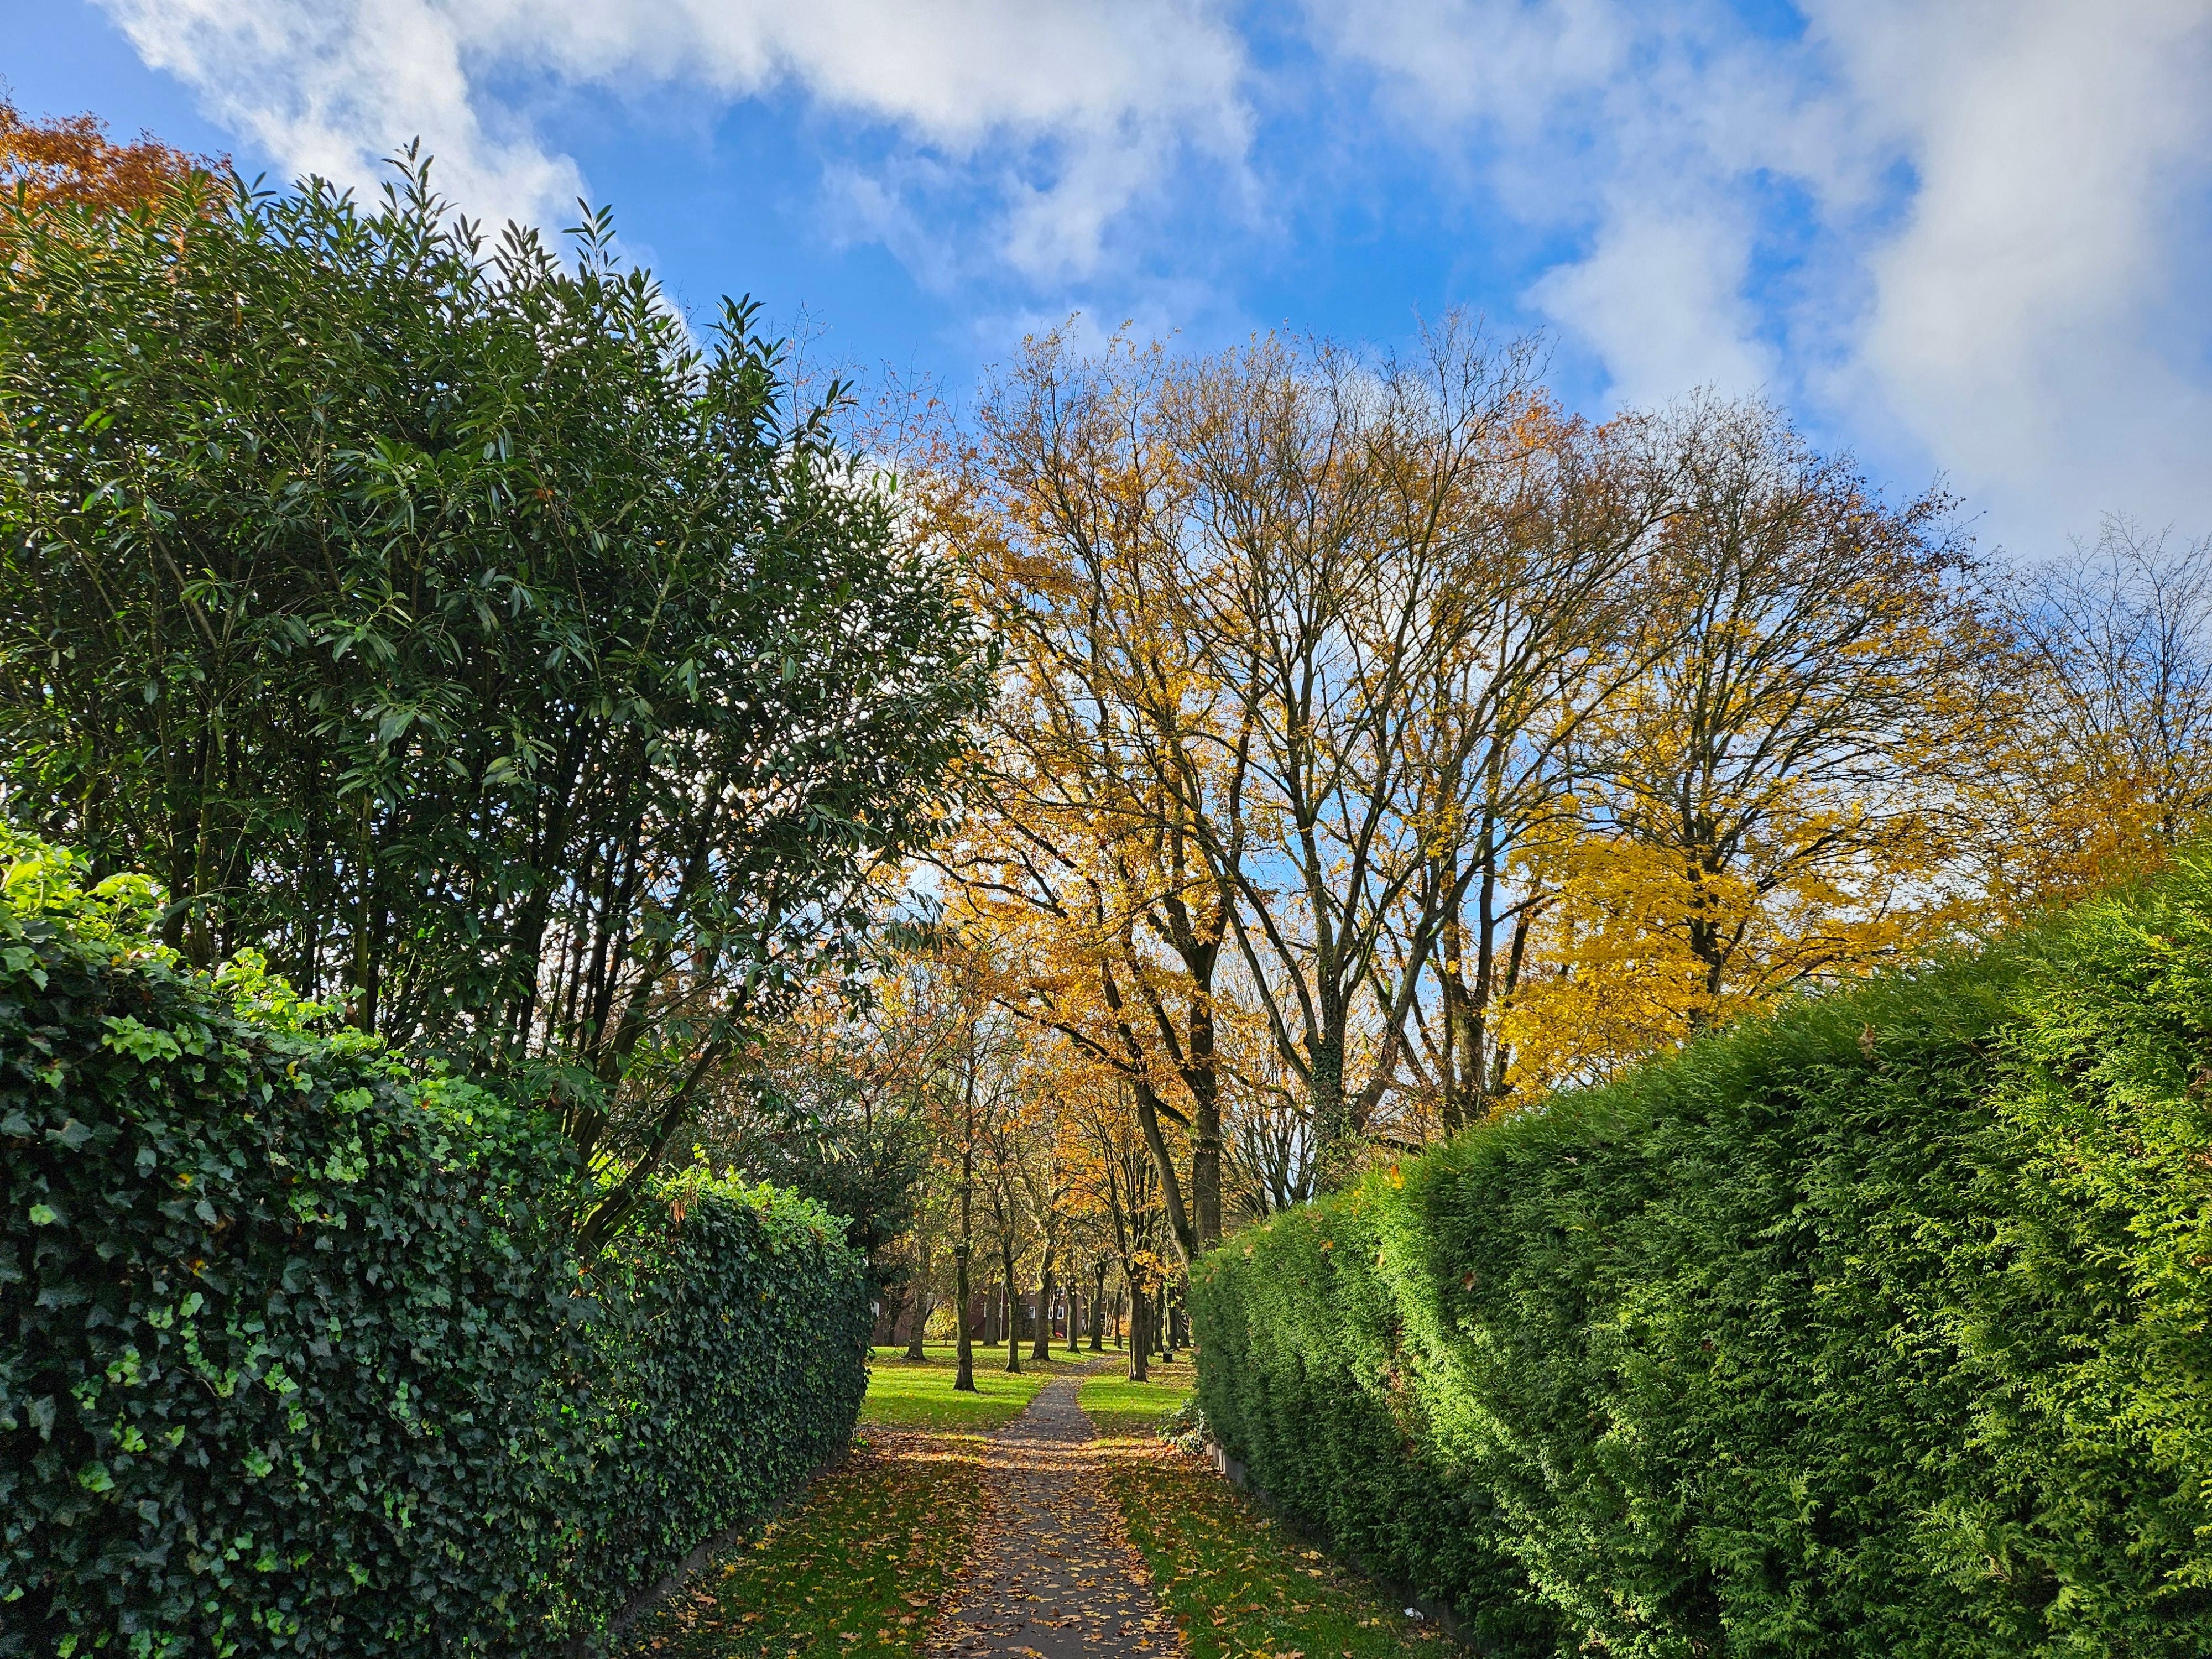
[[559, 1448, 844, 1659], [1203, 1439, 1489, 1655]]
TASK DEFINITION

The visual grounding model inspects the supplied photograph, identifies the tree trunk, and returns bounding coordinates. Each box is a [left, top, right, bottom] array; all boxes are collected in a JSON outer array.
[[905, 1233, 933, 1360], [1031, 1251, 1055, 1362], [954, 1054, 977, 1392], [1126, 1280, 1150, 1381], [1189, 996, 1223, 1246], [1001, 1244, 1022, 1374], [953, 1244, 974, 1392], [1439, 889, 1468, 1135], [1091, 1261, 1107, 1352], [1311, 1012, 1354, 1189], [1129, 1074, 1200, 1264], [904, 1285, 931, 1362]]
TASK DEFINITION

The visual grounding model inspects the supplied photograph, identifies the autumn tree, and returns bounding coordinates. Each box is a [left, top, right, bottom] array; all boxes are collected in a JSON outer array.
[[1072, 1076, 1174, 1380], [705, 946, 972, 1314], [949, 332, 1239, 1249], [1965, 519, 2212, 920], [1376, 396, 1683, 1131], [1504, 398, 1984, 1086], [959, 320, 1678, 1187], [0, 98, 212, 221]]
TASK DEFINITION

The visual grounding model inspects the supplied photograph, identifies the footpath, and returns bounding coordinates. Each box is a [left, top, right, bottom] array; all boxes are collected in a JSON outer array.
[[927, 1368, 1182, 1659]]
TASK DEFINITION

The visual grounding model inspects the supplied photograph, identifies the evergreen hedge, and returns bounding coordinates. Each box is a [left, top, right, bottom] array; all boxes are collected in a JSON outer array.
[[1192, 855, 2212, 1658], [0, 841, 868, 1656]]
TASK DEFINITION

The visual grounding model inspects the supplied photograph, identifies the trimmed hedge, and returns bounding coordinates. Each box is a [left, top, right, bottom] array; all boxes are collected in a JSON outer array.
[[0, 842, 868, 1656], [1193, 855, 2212, 1658], [572, 1174, 870, 1639]]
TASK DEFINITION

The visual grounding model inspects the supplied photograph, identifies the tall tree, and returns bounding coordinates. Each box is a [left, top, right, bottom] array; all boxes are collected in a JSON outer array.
[[1505, 398, 1983, 1086], [967, 322, 1607, 1185], [1967, 520, 2212, 920], [951, 333, 1240, 1248], [0, 155, 989, 1244], [1386, 400, 1678, 1129]]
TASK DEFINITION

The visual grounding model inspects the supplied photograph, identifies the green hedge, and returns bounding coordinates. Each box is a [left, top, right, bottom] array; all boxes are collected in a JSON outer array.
[[1193, 855, 2212, 1658], [0, 841, 868, 1656]]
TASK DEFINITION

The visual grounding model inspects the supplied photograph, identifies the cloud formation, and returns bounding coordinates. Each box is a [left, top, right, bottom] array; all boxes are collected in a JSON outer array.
[[95, 0, 2212, 550], [1833, 0, 2212, 545], [1320, 0, 2212, 548], [97, 0, 1250, 279]]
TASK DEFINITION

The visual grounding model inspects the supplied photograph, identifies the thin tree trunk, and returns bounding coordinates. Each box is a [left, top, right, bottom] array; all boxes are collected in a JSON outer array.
[[904, 1274, 931, 1361], [1188, 995, 1223, 1246], [1126, 1279, 1150, 1381], [953, 1241, 974, 1392], [1001, 1245, 1022, 1374], [1031, 1251, 1055, 1361], [1091, 1261, 1107, 1352], [1129, 1076, 1201, 1264], [954, 1057, 977, 1393]]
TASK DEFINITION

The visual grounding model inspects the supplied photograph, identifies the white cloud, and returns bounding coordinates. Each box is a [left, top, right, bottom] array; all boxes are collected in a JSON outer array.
[[98, 0, 586, 229], [92, 0, 2212, 550], [96, 0, 1250, 279], [1302, 0, 1626, 140], [1312, 0, 2212, 549], [1819, 0, 2212, 550], [1527, 205, 1774, 406]]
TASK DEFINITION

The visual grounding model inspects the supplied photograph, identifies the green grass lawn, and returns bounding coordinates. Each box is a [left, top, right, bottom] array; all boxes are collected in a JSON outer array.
[[1077, 1354, 1196, 1437], [623, 1433, 985, 1659], [1105, 1443, 1460, 1659], [1084, 1353, 1462, 1659], [860, 1343, 1091, 1434]]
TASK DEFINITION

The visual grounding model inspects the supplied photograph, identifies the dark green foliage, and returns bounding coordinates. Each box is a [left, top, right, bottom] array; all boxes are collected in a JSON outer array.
[[0, 839, 867, 1656], [713, 1071, 930, 1301], [573, 1172, 871, 1638], [0, 159, 990, 1235], [1193, 854, 2212, 1658]]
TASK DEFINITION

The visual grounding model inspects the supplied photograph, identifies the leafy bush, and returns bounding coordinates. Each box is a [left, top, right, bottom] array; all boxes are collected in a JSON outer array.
[[0, 837, 867, 1656], [0, 159, 989, 1250], [1155, 1396, 1209, 1456], [569, 1170, 870, 1639], [1193, 853, 2212, 1658]]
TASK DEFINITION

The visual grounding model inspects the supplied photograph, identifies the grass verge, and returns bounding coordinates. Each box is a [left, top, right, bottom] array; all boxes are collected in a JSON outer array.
[[1086, 1356, 1455, 1657], [1077, 1355, 1196, 1438], [1104, 1444, 1459, 1659], [623, 1432, 984, 1658], [861, 1344, 1088, 1434]]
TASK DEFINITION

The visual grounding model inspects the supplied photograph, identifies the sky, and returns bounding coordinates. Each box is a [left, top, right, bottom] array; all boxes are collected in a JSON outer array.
[[6, 0, 2210, 564]]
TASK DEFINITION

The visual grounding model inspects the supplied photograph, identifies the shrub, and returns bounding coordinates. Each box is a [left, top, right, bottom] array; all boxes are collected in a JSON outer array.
[[0, 837, 867, 1656], [566, 1171, 870, 1639], [1193, 854, 2212, 1658]]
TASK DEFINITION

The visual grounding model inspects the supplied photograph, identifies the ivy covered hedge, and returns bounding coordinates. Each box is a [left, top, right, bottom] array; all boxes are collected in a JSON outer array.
[[0, 841, 868, 1656], [1193, 854, 2212, 1658]]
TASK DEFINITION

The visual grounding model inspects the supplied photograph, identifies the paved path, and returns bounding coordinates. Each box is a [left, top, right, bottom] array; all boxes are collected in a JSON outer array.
[[926, 1370, 1181, 1659]]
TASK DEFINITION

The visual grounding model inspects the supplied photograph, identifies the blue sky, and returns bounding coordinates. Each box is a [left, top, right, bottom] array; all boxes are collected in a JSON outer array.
[[8, 0, 2211, 562]]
